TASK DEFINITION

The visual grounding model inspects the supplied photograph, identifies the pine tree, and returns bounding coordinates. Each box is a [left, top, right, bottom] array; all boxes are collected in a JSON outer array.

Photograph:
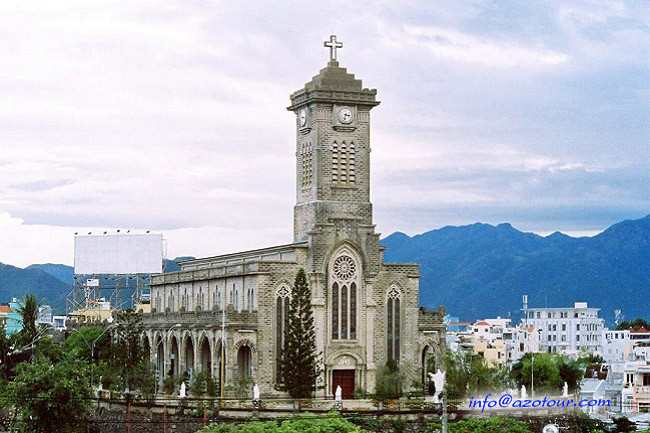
[[279, 268, 322, 398]]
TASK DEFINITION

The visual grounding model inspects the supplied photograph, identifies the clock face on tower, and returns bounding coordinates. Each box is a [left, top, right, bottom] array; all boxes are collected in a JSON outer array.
[[298, 109, 307, 127], [338, 107, 353, 124]]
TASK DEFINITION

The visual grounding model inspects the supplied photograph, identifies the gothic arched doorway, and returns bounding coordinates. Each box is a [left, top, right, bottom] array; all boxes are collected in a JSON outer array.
[[154, 334, 164, 384], [422, 345, 436, 388], [215, 338, 224, 396], [237, 345, 252, 379], [169, 336, 179, 377], [142, 335, 151, 364], [184, 336, 195, 380], [199, 336, 211, 375]]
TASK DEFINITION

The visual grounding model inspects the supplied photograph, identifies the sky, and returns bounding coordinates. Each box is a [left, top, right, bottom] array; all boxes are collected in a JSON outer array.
[[0, 0, 648, 267]]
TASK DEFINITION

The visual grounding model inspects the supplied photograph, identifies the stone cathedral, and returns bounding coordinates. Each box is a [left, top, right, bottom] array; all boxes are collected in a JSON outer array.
[[143, 37, 445, 398]]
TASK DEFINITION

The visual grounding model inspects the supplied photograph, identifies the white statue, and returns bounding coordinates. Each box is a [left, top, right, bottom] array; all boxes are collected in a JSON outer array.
[[429, 369, 446, 404], [521, 384, 527, 400], [562, 382, 568, 397], [253, 384, 260, 400], [97, 382, 103, 392], [179, 381, 186, 398], [335, 385, 342, 402]]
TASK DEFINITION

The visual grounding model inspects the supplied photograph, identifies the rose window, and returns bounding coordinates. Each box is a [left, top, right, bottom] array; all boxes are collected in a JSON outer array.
[[333, 255, 356, 280]]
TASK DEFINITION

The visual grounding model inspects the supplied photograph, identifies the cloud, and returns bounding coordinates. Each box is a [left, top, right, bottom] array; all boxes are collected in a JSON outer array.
[[0, 1, 646, 266], [395, 25, 569, 68], [0, 211, 290, 268]]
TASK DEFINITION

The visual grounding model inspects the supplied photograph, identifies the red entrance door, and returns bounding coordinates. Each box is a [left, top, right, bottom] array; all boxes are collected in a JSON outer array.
[[332, 370, 355, 399]]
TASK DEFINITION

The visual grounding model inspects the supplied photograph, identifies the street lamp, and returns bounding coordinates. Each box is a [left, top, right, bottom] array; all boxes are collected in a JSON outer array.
[[531, 352, 535, 399], [154, 323, 181, 395], [72, 324, 116, 389], [18, 325, 52, 363]]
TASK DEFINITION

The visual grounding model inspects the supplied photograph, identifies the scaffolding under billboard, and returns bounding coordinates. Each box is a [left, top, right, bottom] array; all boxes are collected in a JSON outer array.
[[67, 233, 165, 321]]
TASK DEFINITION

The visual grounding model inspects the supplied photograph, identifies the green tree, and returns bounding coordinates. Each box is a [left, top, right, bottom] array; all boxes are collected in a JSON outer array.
[[64, 326, 111, 363], [467, 355, 513, 394], [443, 351, 471, 399], [375, 359, 406, 401], [13, 355, 92, 433], [577, 352, 605, 365], [34, 336, 62, 363], [616, 317, 650, 330], [190, 370, 207, 397], [0, 322, 10, 378], [15, 294, 43, 349], [443, 350, 513, 400], [277, 269, 321, 398], [511, 353, 584, 393], [557, 355, 584, 392], [206, 372, 218, 397], [110, 309, 146, 391]]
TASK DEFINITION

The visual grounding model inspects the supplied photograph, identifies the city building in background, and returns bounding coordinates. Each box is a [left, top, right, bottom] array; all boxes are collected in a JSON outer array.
[[522, 301, 604, 355]]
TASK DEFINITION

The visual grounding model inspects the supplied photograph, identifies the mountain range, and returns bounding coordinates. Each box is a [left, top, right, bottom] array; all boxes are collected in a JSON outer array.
[[381, 214, 650, 324], [0, 258, 193, 314], [1, 215, 648, 323]]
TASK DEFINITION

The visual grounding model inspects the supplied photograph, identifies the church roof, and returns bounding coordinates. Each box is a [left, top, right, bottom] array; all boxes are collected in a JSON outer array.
[[177, 241, 308, 266], [303, 61, 363, 92], [288, 61, 379, 110]]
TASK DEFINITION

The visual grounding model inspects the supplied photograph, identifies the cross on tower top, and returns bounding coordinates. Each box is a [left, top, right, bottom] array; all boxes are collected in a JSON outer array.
[[324, 35, 343, 62]]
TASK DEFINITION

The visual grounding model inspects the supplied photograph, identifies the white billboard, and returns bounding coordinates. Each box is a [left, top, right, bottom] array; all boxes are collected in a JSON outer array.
[[74, 233, 163, 275]]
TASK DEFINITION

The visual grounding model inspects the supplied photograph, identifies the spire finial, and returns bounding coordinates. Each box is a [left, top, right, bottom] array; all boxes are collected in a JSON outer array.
[[324, 35, 343, 61]]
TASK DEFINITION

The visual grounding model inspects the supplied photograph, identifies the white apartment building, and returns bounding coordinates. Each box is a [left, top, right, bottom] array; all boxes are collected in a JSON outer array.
[[503, 326, 541, 365], [603, 329, 632, 363], [522, 301, 604, 355]]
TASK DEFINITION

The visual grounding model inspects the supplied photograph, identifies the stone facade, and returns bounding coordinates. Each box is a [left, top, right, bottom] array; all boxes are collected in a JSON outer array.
[[143, 51, 445, 398]]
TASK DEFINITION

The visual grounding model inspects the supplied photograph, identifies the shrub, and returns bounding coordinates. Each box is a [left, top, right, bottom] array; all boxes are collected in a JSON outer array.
[[354, 387, 368, 399], [163, 374, 178, 395], [612, 416, 636, 433], [227, 374, 253, 399], [200, 413, 362, 433], [374, 359, 405, 401], [448, 417, 531, 433], [13, 355, 93, 433], [206, 372, 218, 397], [190, 370, 207, 397]]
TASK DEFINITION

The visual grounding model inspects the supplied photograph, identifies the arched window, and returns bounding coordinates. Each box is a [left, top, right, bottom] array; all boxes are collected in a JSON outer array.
[[387, 287, 401, 362], [330, 251, 360, 340], [215, 286, 222, 310], [247, 288, 255, 312], [332, 283, 339, 339], [275, 285, 291, 381]]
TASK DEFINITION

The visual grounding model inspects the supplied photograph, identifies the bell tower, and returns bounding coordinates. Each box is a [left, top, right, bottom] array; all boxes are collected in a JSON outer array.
[[287, 36, 380, 241]]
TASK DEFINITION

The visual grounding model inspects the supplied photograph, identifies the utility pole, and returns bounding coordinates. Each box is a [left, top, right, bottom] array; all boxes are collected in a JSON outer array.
[[442, 389, 448, 433], [220, 307, 226, 402], [153, 323, 180, 395], [531, 353, 535, 399]]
